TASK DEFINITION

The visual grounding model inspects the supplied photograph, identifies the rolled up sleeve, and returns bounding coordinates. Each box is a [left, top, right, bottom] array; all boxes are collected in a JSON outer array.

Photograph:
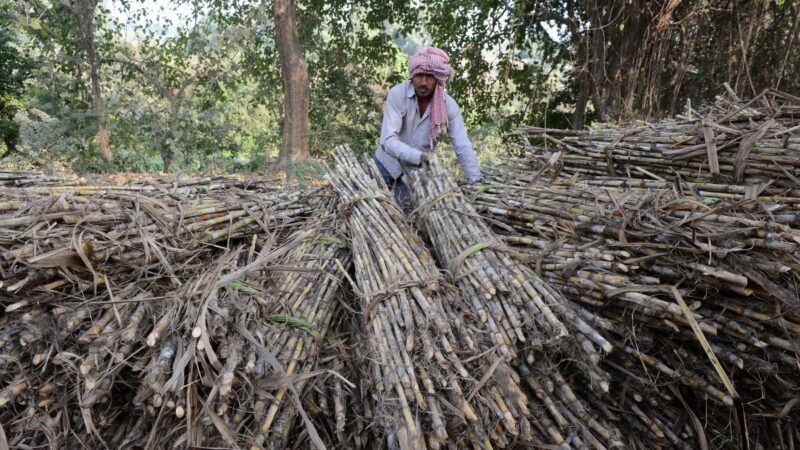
[[380, 88, 423, 165], [446, 99, 481, 183]]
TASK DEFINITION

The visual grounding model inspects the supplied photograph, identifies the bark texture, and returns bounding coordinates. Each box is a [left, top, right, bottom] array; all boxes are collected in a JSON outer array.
[[77, 0, 111, 163], [274, 0, 309, 164]]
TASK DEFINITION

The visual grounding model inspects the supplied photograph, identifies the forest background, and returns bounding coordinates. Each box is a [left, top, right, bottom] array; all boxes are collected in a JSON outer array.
[[1, 0, 798, 174]]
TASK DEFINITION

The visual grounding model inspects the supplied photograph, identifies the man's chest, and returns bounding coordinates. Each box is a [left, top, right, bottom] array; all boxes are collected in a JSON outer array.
[[400, 98, 429, 131], [397, 106, 432, 150]]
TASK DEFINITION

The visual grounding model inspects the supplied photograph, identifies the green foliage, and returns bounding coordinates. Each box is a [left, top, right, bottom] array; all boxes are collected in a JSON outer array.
[[4, 108, 88, 171], [435, 120, 513, 180], [6, 0, 110, 169], [0, 3, 33, 155], [423, 1, 565, 129], [4, 0, 798, 173]]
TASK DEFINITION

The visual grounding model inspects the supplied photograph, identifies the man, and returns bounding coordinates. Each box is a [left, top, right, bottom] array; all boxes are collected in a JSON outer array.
[[374, 46, 481, 209]]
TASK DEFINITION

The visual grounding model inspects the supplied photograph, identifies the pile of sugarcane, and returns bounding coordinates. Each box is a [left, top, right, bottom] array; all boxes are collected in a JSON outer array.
[[4, 111, 800, 450], [0, 175, 337, 447], [406, 156, 732, 448], [0, 183, 319, 297], [512, 89, 800, 187], [464, 174, 800, 448], [406, 157, 705, 448], [0, 187, 351, 448], [330, 145, 546, 449]]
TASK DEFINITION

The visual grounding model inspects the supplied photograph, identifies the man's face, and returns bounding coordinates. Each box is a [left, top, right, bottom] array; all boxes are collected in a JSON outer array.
[[411, 73, 436, 99]]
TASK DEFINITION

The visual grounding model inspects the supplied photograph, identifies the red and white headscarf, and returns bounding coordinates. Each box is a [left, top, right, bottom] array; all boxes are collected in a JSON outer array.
[[408, 46, 453, 143]]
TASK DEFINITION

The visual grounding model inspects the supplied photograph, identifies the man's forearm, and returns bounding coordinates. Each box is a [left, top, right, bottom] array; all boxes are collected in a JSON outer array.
[[457, 150, 482, 183], [452, 138, 481, 182], [446, 101, 481, 183], [383, 137, 423, 165]]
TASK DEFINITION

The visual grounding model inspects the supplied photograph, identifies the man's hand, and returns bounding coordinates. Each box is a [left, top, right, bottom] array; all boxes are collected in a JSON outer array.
[[420, 152, 432, 167]]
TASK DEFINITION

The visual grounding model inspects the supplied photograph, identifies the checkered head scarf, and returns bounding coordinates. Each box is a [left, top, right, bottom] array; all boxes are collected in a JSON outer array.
[[408, 46, 454, 142]]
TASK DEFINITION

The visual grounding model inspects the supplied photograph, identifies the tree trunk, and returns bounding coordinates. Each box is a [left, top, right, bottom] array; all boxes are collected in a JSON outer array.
[[571, 33, 592, 130], [160, 127, 175, 171], [572, 70, 591, 130], [274, 0, 309, 165], [76, 0, 111, 163], [585, 0, 608, 121]]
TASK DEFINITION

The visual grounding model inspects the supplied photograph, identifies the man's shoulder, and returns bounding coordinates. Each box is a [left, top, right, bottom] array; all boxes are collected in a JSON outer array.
[[388, 81, 411, 97], [443, 92, 462, 112]]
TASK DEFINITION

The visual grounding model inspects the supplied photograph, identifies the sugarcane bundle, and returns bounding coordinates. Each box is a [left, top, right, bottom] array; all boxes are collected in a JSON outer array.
[[329, 145, 541, 449], [245, 212, 351, 450], [307, 328, 385, 450], [112, 173, 283, 194], [0, 199, 349, 449], [466, 179, 800, 364], [465, 177, 800, 447], [512, 89, 800, 187], [0, 184, 321, 298], [294, 312, 378, 450], [362, 153, 389, 191], [404, 157, 612, 381], [0, 170, 77, 187], [0, 174, 284, 218], [0, 169, 281, 192]]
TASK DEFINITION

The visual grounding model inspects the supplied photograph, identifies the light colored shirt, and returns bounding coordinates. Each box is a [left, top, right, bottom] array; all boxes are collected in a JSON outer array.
[[374, 81, 482, 183]]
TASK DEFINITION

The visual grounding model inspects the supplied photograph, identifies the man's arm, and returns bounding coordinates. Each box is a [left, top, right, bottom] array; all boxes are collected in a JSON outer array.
[[380, 86, 423, 165], [446, 98, 482, 183]]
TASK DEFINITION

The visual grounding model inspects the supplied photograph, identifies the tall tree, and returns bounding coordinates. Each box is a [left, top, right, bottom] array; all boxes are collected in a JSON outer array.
[[0, 4, 32, 156], [274, 0, 309, 164], [424, 0, 800, 129], [76, 0, 111, 162]]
